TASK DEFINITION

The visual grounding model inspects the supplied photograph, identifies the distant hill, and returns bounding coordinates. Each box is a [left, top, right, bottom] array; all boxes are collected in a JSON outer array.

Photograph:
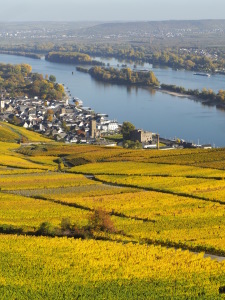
[[79, 19, 225, 46], [1, 20, 225, 47], [81, 19, 225, 34]]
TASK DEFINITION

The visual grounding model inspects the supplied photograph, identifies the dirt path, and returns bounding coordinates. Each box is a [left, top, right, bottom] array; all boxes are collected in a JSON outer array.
[[204, 253, 225, 262]]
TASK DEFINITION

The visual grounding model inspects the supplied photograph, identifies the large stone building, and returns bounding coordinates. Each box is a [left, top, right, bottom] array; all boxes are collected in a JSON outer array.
[[130, 129, 153, 143]]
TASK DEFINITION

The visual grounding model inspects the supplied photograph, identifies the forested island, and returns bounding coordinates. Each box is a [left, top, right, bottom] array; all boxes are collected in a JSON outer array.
[[161, 83, 225, 105], [0, 63, 65, 100], [77, 66, 160, 87], [45, 51, 105, 66]]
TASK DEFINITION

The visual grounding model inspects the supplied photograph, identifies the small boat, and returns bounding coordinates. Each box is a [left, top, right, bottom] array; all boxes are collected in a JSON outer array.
[[73, 97, 83, 106], [193, 73, 211, 77]]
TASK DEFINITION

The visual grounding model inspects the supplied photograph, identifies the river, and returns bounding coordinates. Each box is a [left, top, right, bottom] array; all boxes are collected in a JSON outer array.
[[0, 53, 225, 146]]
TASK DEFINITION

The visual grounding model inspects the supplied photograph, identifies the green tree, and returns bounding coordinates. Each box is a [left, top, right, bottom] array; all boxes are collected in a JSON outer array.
[[60, 218, 72, 231], [123, 140, 142, 149], [11, 116, 21, 126], [49, 75, 56, 83], [62, 121, 70, 133], [37, 222, 56, 236], [121, 121, 135, 140]]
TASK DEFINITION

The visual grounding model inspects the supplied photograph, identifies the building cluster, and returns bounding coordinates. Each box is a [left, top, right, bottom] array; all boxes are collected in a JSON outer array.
[[0, 95, 120, 144], [179, 48, 218, 60], [0, 95, 212, 149]]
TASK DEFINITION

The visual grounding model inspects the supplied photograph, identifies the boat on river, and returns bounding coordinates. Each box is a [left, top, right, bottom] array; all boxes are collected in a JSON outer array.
[[193, 73, 211, 77]]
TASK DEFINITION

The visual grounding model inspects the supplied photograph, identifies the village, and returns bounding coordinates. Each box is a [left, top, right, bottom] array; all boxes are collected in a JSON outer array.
[[0, 92, 213, 149], [0, 86, 213, 149], [0, 91, 121, 144]]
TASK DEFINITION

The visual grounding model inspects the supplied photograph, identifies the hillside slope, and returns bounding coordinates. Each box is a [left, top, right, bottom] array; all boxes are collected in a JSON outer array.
[[1, 133, 225, 298]]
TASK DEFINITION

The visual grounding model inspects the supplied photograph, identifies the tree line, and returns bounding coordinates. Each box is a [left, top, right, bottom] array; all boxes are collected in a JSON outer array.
[[50, 44, 225, 72], [1, 43, 225, 73]]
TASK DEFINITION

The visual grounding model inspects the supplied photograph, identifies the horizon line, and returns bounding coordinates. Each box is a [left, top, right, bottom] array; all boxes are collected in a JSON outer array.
[[1, 18, 225, 23]]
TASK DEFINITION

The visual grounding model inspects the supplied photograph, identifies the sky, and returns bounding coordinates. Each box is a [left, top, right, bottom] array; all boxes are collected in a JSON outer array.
[[0, 0, 225, 22]]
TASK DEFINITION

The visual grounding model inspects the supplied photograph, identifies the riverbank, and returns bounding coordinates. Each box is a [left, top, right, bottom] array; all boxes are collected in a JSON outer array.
[[157, 87, 225, 110], [157, 88, 206, 103], [0, 50, 41, 59], [158, 88, 198, 100]]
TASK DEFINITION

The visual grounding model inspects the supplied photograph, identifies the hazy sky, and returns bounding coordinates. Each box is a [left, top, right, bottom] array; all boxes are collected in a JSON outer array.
[[1, 0, 225, 22]]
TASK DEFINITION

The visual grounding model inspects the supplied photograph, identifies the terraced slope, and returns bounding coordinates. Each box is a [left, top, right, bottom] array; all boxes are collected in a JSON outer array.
[[2, 129, 225, 298]]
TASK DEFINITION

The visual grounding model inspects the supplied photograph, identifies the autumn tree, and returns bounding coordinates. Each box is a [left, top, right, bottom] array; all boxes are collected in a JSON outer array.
[[218, 90, 225, 102], [88, 209, 115, 233], [47, 109, 54, 122]]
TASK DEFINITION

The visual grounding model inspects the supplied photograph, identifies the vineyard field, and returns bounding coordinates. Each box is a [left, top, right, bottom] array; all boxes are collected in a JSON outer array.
[[1, 235, 225, 299], [71, 161, 225, 178], [2, 124, 225, 298]]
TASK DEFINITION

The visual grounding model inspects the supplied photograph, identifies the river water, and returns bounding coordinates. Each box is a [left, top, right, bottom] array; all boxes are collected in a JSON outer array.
[[1, 53, 225, 146]]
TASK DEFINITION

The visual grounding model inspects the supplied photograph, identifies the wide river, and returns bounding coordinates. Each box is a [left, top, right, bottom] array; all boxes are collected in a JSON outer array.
[[1, 53, 225, 146]]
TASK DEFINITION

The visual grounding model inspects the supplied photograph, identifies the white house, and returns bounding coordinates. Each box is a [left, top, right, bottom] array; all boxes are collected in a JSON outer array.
[[101, 120, 119, 132]]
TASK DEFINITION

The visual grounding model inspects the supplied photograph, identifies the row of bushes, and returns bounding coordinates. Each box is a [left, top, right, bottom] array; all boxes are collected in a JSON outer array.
[[0, 209, 117, 239]]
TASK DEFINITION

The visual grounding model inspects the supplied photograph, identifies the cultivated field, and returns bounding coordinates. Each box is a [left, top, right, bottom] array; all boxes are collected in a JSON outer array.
[[2, 127, 225, 298]]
